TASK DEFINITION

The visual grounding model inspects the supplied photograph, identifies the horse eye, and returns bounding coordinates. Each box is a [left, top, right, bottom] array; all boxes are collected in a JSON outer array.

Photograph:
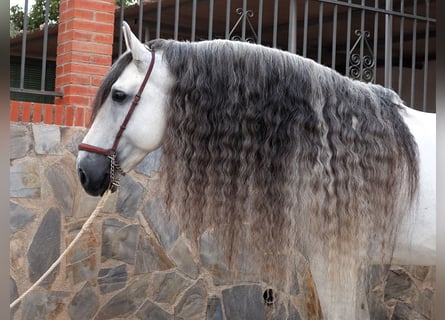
[[111, 90, 127, 103]]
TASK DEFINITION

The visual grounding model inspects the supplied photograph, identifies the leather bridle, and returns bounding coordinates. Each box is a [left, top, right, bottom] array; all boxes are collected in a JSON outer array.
[[78, 49, 156, 191]]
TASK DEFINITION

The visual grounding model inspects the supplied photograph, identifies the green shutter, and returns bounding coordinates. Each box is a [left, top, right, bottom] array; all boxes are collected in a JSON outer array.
[[10, 56, 56, 104]]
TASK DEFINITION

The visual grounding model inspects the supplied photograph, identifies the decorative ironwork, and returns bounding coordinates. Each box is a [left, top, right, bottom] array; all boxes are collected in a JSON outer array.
[[348, 30, 375, 82], [229, 8, 257, 43]]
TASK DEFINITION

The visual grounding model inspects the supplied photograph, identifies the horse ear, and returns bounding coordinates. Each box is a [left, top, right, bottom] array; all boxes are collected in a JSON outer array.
[[122, 21, 148, 63]]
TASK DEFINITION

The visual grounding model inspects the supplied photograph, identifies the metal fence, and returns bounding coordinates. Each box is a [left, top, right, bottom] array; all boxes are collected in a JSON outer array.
[[10, 0, 62, 103], [10, 0, 436, 111]]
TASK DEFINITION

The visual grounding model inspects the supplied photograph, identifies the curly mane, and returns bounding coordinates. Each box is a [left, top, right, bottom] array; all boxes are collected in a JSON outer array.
[[148, 39, 418, 309]]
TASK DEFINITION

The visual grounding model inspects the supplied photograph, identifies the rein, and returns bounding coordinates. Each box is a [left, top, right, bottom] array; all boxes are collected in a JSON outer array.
[[78, 49, 156, 190]]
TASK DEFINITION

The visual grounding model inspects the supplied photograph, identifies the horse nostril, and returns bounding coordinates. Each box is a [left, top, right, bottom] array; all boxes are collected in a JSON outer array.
[[78, 167, 88, 187], [77, 156, 111, 196]]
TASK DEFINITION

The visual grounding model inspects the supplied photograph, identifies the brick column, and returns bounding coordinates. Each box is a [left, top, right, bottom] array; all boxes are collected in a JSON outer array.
[[55, 0, 116, 127]]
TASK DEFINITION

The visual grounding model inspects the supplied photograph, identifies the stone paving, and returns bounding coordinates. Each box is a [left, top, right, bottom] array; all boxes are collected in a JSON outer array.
[[10, 123, 435, 319]]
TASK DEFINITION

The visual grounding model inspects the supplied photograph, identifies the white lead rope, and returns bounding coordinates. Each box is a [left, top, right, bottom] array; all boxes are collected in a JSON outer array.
[[10, 190, 112, 309]]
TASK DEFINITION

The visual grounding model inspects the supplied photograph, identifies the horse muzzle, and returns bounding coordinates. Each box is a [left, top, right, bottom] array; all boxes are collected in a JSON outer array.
[[77, 152, 112, 196]]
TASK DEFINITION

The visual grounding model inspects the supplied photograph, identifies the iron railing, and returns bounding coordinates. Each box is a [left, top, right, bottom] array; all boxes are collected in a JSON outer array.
[[10, 0, 63, 102], [10, 0, 436, 111], [115, 0, 435, 111]]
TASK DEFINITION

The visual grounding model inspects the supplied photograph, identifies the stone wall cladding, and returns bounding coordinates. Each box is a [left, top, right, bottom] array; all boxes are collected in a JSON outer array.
[[10, 122, 435, 320]]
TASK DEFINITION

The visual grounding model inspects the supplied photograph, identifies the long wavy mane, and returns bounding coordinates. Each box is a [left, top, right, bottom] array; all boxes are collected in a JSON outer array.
[[149, 39, 418, 313]]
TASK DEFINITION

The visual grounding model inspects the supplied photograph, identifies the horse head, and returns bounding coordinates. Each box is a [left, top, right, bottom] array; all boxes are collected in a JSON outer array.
[[76, 22, 171, 196]]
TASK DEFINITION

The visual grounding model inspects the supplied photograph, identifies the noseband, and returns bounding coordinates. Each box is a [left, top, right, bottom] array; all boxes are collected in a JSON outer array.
[[78, 49, 156, 191]]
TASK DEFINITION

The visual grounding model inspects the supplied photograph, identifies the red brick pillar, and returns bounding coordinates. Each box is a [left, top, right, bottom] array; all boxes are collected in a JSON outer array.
[[55, 0, 116, 127]]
